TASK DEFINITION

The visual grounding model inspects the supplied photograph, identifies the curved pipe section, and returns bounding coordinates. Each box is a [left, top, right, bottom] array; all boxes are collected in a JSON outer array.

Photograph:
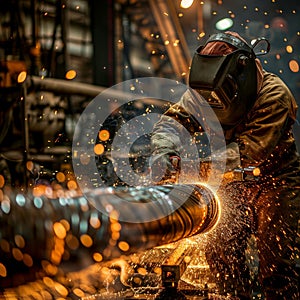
[[0, 184, 219, 286]]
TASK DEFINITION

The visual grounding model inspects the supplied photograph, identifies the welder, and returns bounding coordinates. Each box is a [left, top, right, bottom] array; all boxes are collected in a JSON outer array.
[[150, 31, 300, 299]]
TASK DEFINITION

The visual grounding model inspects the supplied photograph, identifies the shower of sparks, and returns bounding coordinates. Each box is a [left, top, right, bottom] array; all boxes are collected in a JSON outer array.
[[0, 0, 299, 298]]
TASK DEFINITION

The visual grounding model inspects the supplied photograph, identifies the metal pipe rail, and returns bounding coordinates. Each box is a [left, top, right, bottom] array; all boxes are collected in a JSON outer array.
[[29, 75, 106, 97]]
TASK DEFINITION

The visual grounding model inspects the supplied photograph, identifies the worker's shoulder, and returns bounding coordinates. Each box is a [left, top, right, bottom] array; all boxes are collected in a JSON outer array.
[[257, 71, 295, 106], [260, 71, 293, 95]]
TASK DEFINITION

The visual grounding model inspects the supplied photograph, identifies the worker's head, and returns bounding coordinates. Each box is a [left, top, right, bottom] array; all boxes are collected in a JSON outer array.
[[189, 31, 264, 127]]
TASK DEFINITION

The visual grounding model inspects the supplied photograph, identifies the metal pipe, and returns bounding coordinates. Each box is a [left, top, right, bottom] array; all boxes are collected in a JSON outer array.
[[28, 76, 169, 106], [0, 184, 219, 287], [29, 75, 106, 97]]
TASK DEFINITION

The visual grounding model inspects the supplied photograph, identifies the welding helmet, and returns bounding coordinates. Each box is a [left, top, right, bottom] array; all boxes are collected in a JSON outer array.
[[189, 32, 269, 126]]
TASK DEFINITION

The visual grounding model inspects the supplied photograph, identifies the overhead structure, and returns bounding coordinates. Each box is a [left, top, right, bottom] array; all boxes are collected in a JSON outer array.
[[116, 0, 196, 81], [149, 0, 191, 80]]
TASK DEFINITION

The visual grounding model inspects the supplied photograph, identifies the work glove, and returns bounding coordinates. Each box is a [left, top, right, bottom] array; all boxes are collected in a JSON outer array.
[[211, 142, 241, 172], [149, 153, 181, 185]]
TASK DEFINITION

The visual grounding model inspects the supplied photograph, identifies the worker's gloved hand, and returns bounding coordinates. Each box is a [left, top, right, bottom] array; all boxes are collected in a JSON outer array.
[[150, 153, 181, 185]]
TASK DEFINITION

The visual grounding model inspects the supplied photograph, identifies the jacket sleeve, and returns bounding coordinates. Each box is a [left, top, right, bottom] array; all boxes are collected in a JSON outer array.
[[151, 90, 204, 158], [237, 72, 298, 167], [151, 90, 237, 173]]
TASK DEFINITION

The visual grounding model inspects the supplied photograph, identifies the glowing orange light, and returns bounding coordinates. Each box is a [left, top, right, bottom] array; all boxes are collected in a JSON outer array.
[[65, 69, 77, 80], [90, 217, 101, 229], [118, 241, 130, 252], [286, 45, 293, 53], [0, 263, 7, 277], [43, 276, 54, 287], [53, 282, 68, 297], [223, 171, 234, 180], [26, 161, 34, 171], [67, 180, 77, 190], [111, 222, 122, 232], [110, 210, 119, 220], [50, 250, 62, 265], [98, 129, 110, 141], [0, 239, 10, 252], [80, 234, 93, 247], [17, 71, 27, 83], [0, 175, 4, 188], [12, 248, 23, 261], [112, 231, 120, 240], [289, 60, 299, 73], [33, 184, 47, 196], [14, 235, 25, 248], [93, 252, 103, 262], [253, 167, 261, 177], [94, 143, 105, 155], [56, 172, 66, 183], [60, 219, 70, 231], [23, 253, 33, 267], [137, 267, 147, 275], [66, 234, 79, 250], [73, 288, 85, 298], [53, 222, 67, 239], [184, 256, 192, 263], [45, 262, 58, 275]]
